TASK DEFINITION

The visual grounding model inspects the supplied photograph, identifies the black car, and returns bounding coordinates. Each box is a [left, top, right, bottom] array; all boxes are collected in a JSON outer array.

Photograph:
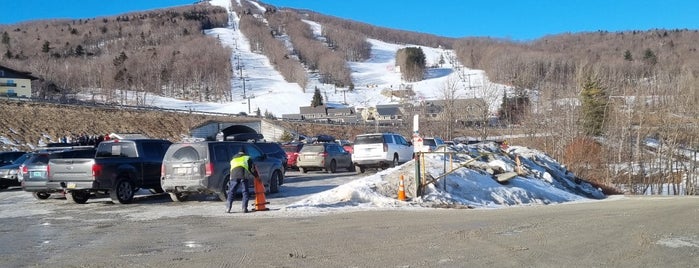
[[254, 142, 289, 172], [0, 151, 26, 167], [0, 153, 30, 189]]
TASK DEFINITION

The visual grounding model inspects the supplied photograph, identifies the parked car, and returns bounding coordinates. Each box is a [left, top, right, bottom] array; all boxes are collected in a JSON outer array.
[[420, 137, 445, 152], [161, 141, 284, 202], [21, 147, 96, 200], [253, 142, 288, 172], [352, 133, 413, 173], [0, 153, 30, 189], [336, 140, 354, 154], [296, 143, 354, 173], [0, 151, 26, 167], [282, 143, 304, 170], [47, 139, 172, 204]]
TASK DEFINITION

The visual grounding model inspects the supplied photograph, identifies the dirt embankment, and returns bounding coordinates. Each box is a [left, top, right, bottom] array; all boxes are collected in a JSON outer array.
[[0, 100, 370, 151], [0, 100, 218, 150]]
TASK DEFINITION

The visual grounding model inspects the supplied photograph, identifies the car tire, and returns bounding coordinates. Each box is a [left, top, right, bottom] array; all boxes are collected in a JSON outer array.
[[356, 165, 365, 173], [110, 178, 135, 204], [217, 176, 230, 202], [32, 192, 51, 200], [169, 192, 188, 202], [269, 170, 281, 193], [328, 160, 337, 173], [391, 155, 399, 167], [299, 167, 308, 173], [66, 190, 89, 204]]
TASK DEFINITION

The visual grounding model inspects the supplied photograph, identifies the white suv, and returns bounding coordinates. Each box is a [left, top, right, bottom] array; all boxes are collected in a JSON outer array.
[[351, 133, 413, 173]]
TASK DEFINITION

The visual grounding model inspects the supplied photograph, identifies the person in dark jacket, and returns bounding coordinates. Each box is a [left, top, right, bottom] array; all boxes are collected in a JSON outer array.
[[226, 147, 258, 213]]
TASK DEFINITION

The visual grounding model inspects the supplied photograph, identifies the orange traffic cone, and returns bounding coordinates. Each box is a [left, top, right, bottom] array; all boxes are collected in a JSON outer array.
[[397, 175, 407, 201], [252, 169, 269, 211]]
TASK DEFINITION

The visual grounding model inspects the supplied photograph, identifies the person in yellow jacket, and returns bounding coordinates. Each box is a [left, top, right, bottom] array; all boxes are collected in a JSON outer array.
[[226, 147, 258, 213]]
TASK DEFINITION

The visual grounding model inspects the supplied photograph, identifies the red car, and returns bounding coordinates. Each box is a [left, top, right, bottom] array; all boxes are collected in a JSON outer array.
[[282, 143, 304, 170]]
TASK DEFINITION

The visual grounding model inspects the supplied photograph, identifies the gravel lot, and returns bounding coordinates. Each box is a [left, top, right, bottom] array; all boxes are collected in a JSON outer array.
[[1, 170, 698, 267]]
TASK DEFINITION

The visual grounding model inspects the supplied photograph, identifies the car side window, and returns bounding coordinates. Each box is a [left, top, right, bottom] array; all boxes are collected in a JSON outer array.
[[384, 134, 394, 144], [142, 142, 164, 160], [393, 135, 403, 145], [244, 144, 263, 159], [213, 144, 229, 162]]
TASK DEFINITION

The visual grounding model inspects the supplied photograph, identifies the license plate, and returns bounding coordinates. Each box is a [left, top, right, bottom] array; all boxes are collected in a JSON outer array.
[[175, 167, 192, 175], [67, 183, 77, 189], [30, 171, 45, 178]]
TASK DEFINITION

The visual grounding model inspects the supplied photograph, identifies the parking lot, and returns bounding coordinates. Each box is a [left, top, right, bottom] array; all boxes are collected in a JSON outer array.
[[2, 169, 698, 267], [0, 169, 368, 218]]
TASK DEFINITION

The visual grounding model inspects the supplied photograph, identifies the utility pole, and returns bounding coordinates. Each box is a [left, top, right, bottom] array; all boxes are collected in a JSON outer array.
[[237, 54, 246, 98], [246, 94, 255, 114]]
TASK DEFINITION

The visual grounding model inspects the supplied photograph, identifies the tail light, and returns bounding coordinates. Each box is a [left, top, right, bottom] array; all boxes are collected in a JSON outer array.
[[205, 162, 213, 176], [92, 163, 102, 178], [161, 164, 165, 177], [47, 164, 51, 178], [319, 152, 328, 157], [21, 165, 27, 175], [383, 143, 388, 152]]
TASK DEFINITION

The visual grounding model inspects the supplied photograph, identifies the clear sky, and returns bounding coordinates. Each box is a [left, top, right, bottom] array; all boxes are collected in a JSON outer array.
[[3, 0, 698, 41]]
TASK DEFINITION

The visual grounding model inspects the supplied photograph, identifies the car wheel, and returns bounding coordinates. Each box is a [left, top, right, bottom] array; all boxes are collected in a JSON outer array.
[[66, 190, 89, 204], [110, 178, 135, 204], [328, 160, 337, 173], [356, 165, 365, 174], [269, 170, 281, 193], [32, 192, 51, 200], [217, 176, 230, 202], [169, 192, 188, 202], [391, 155, 399, 167], [299, 167, 308, 173]]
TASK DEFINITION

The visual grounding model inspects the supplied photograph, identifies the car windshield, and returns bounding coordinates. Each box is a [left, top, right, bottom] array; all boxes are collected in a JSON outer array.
[[300, 145, 324, 153], [282, 145, 300, 153], [12, 154, 30, 165], [354, 135, 383, 144]]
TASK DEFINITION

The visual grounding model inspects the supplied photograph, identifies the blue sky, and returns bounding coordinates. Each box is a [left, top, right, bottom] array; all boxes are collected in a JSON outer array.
[[3, 0, 698, 41]]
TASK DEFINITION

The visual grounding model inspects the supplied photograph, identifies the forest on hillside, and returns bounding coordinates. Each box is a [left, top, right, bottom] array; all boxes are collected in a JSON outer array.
[[1, 0, 697, 194]]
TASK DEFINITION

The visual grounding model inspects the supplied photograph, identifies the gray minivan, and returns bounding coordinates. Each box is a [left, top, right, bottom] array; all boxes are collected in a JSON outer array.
[[161, 141, 284, 202]]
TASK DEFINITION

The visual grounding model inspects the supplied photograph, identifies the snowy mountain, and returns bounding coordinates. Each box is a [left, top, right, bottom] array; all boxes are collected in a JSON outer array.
[[144, 0, 513, 118]]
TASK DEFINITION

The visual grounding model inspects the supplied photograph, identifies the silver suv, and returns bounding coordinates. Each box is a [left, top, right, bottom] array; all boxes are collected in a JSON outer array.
[[351, 133, 413, 173], [161, 141, 284, 202]]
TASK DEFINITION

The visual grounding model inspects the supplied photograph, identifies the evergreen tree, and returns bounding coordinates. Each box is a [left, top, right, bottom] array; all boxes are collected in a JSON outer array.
[[255, 107, 261, 117], [396, 47, 426, 82], [1, 31, 9, 45], [623, 50, 633, 61], [41, 41, 51, 53], [580, 77, 609, 136], [264, 109, 276, 119], [75, 45, 84, 56], [642, 48, 657, 65], [280, 130, 294, 142], [311, 86, 323, 107], [113, 51, 128, 66]]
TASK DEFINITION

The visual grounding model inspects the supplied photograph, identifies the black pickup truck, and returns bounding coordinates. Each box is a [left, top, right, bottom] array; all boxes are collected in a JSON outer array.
[[47, 138, 171, 204]]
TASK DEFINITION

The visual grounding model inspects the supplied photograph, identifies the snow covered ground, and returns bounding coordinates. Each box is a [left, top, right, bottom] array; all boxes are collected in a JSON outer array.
[[0, 0, 609, 216]]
